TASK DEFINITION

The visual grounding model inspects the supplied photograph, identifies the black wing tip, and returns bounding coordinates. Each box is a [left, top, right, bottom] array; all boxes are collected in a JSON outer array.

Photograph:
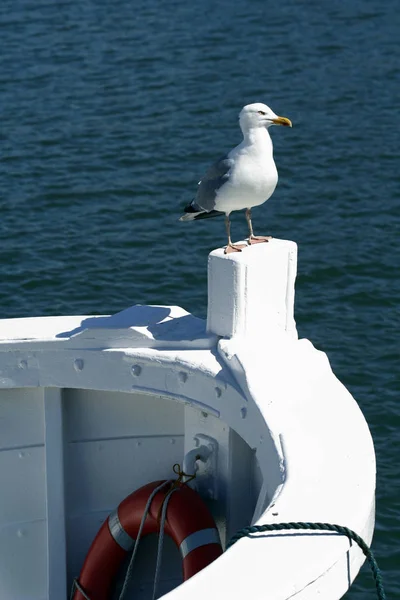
[[179, 209, 225, 222], [190, 210, 225, 221], [184, 202, 200, 214]]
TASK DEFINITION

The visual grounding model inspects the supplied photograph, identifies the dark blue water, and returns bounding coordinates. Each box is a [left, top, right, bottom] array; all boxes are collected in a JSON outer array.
[[1, 0, 399, 596]]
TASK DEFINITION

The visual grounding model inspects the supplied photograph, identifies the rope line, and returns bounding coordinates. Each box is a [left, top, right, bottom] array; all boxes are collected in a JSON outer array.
[[69, 578, 91, 600], [227, 521, 386, 600], [152, 464, 195, 598], [173, 462, 197, 485], [118, 479, 172, 600], [152, 486, 180, 600]]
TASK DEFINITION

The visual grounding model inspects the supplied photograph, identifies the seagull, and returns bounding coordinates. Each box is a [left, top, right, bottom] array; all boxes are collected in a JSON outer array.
[[179, 103, 292, 254]]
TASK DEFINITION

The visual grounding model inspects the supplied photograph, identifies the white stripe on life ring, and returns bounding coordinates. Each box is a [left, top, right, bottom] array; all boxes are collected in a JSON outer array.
[[179, 528, 220, 559], [108, 509, 136, 551]]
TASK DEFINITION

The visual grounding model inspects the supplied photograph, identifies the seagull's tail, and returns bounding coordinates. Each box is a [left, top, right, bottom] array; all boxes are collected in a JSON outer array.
[[179, 200, 224, 222]]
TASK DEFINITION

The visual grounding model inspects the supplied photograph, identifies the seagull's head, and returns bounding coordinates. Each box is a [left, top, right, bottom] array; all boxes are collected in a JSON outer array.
[[239, 103, 292, 132]]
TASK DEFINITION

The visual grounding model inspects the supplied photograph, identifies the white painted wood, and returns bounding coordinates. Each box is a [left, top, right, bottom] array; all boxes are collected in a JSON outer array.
[[228, 428, 261, 536], [0, 305, 216, 351], [63, 389, 184, 441], [184, 407, 260, 546], [0, 388, 44, 449], [66, 435, 184, 516], [0, 390, 47, 600], [284, 240, 298, 338], [0, 521, 47, 600], [0, 445, 46, 526], [44, 388, 67, 600], [66, 510, 111, 585], [207, 239, 298, 339]]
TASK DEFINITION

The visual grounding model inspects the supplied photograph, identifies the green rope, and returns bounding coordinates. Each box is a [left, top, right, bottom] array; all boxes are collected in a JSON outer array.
[[227, 522, 386, 600]]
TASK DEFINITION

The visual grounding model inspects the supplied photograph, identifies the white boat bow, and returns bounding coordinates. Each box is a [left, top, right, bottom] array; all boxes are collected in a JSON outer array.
[[0, 239, 375, 600]]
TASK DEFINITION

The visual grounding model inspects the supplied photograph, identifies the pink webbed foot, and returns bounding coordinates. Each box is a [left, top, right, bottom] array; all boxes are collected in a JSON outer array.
[[248, 235, 273, 245], [224, 243, 247, 254]]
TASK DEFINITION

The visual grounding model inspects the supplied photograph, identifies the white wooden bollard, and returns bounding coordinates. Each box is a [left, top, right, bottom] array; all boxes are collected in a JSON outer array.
[[206, 239, 298, 339]]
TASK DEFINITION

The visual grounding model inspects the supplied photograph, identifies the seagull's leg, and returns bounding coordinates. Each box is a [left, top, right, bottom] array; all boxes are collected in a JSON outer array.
[[246, 208, 272, 245], [224, 214, 247, 254]]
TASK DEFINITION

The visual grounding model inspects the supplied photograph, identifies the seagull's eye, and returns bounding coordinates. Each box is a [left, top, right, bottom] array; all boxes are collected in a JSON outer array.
[[258, 110, 266, 115]]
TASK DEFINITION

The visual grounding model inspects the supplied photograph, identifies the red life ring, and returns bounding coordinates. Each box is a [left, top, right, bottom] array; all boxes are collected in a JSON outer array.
[[72, 480, 223, 600]]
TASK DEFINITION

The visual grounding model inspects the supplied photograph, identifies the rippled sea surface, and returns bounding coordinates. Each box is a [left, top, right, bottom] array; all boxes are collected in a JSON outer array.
[[1, 0, 399, 596]]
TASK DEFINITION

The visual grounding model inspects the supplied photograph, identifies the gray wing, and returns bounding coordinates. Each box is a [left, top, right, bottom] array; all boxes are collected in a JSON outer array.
[[195, 155, 234, 212]]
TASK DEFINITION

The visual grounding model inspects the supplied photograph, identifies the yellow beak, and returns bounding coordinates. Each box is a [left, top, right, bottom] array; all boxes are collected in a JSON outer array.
[[272, 116, 292, 127]]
